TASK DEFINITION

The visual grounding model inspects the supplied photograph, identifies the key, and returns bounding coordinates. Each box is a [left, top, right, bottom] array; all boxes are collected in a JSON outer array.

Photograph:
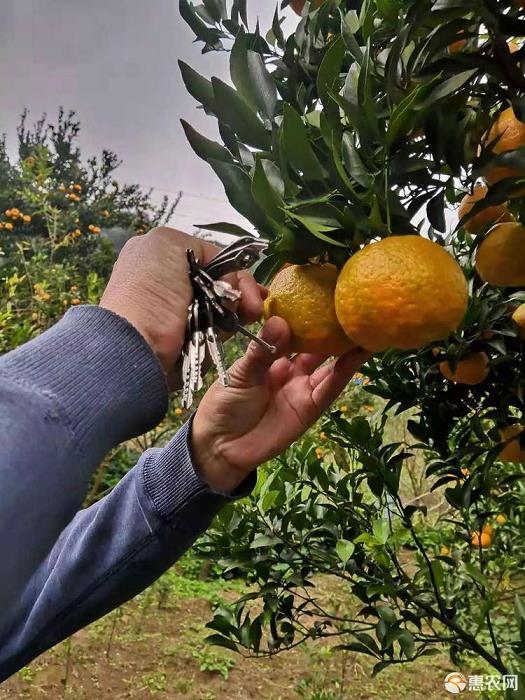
[[181, 303, 194, 408], [201, 298, 229, 386], [216, 309, 277, 354]]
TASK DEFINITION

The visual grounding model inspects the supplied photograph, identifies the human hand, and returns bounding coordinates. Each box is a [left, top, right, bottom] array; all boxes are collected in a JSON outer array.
[[191, 316, 369, 493], [99, 227, 264, 386]]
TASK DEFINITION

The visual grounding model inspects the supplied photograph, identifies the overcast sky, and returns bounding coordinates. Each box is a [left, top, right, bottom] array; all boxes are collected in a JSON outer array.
[[0, 1, 295, 236]]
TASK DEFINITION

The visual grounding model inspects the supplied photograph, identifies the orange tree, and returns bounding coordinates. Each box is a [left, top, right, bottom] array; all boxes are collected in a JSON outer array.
[[0, 110, 176, 352], [180, 0, 525, 691]]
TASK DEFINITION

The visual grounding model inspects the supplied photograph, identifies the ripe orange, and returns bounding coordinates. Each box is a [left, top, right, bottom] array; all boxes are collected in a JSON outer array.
[[475, 222, 525, 287], [263, 263, 354, 355], [498, 424, 525, 463], [485, 107, 525, 189], [289, 0, 323, 15], [496, 514, 507, 525], [334, 236, 468, 352], [449, 36, 467, 54], [483, 523, 495, 536], [457, 185, 513, 235], [439, 352, 489, 385], [471, 531, 492, 548], [512, 303, 525, 338]]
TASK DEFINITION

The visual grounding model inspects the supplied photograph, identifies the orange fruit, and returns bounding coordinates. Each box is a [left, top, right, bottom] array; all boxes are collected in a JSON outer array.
[[512, 303, 525, 338], [334, 236, 468, 352], [175, 407, 183, 416], [498, 424, 525, 463], [457, 185, 513, 235], [440, 546, 451, 556], [263, 264, 354, 355], [449, 38, 467, 54], [483, 523, 495, 536], [475, 222, 525, 287], [4, 222, 13, 231], [471, 531, 492, 548], [439, 352, 489, 385], [290, 0, 323, 14], [484, 107, 525, 190], [496, 514, 507, 525]]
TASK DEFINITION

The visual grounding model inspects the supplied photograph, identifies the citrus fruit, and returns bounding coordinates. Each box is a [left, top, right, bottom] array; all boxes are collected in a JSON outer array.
[[263, 263, 354, 355], [449, 35, 467, 54], [485, 107, 525, 189], [439, 352, 489, 385], [496, 514, 507, 525], [475, 222, 525, 286], [498, 424, 525, 463], [457, 184, 513, 235], [512, 303, 525, 338], [334, 236, 468, 352], [440, 546, 451, 556], [289, 0, 323, 15], [483, 523, 495, 536], [471, 531, 492, 548]]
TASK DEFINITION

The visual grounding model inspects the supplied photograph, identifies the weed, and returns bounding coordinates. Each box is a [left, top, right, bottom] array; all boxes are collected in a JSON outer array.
[[192, 646, 235, 680], [141, 670, 167, 694]]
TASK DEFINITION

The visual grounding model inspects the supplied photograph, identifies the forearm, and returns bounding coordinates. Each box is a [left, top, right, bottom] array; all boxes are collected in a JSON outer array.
[[0, 421, 254, 680], [0, 306, 168, 612]]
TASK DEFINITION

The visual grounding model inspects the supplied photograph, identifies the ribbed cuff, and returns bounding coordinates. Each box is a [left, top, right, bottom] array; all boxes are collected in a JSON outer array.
[[0, 306, 168, 454], [142, 418, 256, 527]]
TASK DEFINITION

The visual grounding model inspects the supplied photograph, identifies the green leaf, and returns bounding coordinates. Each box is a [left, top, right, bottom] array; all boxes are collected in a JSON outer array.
[[515, 595, 525, 622], [202, 0, 227, 22], [230, 28, 277, 120], [212, 77, 271, 150], [205, 634, 239, 652], [463, 562, 489, 588], [398, 630, 415, 659], [342, 132, 372, 187], [196, 221, 255, 237], [287, 211, 348, 247], [317, 36, 346, 118], [178, 61, 217, 115], [209, 159, 265, 227], [372, 519, 390, 545], [418, 69, 477, 111], [377, 606, 397, 624], [336, 539, 355, 564], [179, 0, 221, 44], [252, 159, 285, 222], [280, 104, 324, 181], [180, 120, 232, 163], [426, 190, 446, 232]]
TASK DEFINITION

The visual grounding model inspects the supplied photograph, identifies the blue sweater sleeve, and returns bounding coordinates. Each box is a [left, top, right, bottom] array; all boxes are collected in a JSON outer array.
[[0, 420, 252, 680], [0, 306, 253, 679]]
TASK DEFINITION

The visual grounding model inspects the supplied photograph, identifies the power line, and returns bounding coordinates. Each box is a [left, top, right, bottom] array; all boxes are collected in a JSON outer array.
[[139, 181, 229, 205]]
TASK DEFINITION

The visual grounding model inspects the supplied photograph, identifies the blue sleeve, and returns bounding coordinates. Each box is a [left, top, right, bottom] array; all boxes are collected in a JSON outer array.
[[0, 420, 254, 681], [0, 305, 255, 680], [0, 306, 168, 613]]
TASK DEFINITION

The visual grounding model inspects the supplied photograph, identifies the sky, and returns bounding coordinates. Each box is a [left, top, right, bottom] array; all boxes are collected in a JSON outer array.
[[0, 0, 295, 237]]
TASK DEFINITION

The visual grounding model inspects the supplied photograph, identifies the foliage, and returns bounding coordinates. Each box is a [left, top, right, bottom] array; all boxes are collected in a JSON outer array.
[[180, 0, 525, 692], [192, 646, 236, 679], [0, 110, 177, 353]]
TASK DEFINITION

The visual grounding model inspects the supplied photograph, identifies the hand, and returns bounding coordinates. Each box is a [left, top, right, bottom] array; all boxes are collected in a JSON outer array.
[[191, 316, 369, 493], [99, 227, 264, 386]]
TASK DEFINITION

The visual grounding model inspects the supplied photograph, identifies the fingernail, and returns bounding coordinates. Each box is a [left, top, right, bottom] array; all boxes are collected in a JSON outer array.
[[260, 316, 286, 344]]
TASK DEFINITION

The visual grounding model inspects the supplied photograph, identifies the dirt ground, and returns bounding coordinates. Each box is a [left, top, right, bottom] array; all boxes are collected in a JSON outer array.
[[0, 586, 469, 700]]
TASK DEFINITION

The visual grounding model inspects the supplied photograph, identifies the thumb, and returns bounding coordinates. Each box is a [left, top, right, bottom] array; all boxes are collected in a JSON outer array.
[[228, 316, 291, 388]]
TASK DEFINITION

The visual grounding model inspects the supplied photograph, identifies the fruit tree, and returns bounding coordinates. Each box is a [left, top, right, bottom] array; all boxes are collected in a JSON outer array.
[[180, 0, 525, 693]]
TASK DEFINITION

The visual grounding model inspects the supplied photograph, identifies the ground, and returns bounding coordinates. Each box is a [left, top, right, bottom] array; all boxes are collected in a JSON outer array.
[[0, 570, 478, 700]]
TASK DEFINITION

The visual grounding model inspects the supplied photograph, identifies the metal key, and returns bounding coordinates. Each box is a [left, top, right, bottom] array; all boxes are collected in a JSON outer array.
[[215, 309, 277, 354], [202, 298, 229, 386]]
